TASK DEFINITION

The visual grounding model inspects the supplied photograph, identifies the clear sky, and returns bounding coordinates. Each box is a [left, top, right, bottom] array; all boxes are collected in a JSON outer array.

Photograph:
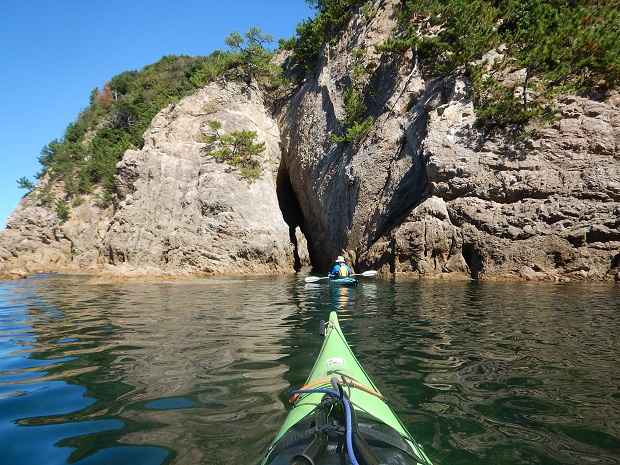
[[0, 0, 315, 229]]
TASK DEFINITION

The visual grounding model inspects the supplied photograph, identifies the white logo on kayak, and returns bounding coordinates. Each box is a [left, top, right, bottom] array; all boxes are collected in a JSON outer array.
[[325, 357, 345, 367]]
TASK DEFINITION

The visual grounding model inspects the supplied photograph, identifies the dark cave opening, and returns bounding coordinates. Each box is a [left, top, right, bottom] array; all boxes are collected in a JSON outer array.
[[276, 164, 313, 271], [462, 243, 483, 280]]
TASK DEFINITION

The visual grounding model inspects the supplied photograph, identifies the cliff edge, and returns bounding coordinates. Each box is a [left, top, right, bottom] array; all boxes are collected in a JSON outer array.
[[0, 82, 297, 279]]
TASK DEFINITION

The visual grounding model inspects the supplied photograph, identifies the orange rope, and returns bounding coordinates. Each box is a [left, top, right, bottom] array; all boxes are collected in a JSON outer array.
[[289, 378, 332, 403], [289, 377, 386, 403], [351, 380, 386, 401]]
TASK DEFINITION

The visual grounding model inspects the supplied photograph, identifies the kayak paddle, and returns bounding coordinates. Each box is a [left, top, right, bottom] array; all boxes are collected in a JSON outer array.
[[353, 270, 377, 278], [304, 270, 377, 283]]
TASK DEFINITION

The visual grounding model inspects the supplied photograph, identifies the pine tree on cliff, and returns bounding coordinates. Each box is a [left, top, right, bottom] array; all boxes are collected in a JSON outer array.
[[224, 27, 273, 86]]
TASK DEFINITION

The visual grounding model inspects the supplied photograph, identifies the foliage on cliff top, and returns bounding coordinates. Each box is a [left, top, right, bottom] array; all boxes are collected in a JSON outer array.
[[27, 30, 284, 210], [283, 0, 618, 135], [281, 0, 367, 71], [378, 0, 620, 134], [31, 53, 243, 206]]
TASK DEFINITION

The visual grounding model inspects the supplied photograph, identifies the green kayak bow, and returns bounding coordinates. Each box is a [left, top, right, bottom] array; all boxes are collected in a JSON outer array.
[[260, 311, 433, 465]]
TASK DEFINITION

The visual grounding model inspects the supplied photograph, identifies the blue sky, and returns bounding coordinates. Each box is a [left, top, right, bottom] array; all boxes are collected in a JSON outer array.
[[0, 0, 315, 229]]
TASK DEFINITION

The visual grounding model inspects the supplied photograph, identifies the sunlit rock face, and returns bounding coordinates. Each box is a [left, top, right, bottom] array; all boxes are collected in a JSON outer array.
[[1, 0, 618, 282], [0, 82, 297, 278], [103, 82, 295, 276], [278, 0, 619, 281]]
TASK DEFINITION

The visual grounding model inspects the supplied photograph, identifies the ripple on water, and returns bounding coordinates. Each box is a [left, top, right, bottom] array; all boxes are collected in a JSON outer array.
[[0, 275, 618, 465]]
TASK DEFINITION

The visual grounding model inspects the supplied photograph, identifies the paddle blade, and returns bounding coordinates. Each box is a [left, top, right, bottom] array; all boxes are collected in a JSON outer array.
[[304, 276, 325, 282], [360, 270, 377, 277]]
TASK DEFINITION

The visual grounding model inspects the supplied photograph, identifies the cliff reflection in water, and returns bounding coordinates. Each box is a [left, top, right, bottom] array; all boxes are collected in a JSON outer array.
[[0, 274, 298, 465], [347, 280, 620, 465], [1, 274, 618, 465]]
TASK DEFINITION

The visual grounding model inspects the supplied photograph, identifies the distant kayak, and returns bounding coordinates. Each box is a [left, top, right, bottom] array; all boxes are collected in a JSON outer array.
[[304, 271, 377, 285], [259, 311, 433, 465], [329, 276, 358, 286]]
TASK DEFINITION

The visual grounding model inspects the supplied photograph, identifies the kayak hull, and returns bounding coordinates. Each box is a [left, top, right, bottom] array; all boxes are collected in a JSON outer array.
[[260, 311, 432, 465], [328, 277, 358, 286]]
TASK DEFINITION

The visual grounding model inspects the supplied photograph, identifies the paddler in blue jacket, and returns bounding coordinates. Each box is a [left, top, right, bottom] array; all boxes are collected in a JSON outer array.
[[329, 256, 352, 278]]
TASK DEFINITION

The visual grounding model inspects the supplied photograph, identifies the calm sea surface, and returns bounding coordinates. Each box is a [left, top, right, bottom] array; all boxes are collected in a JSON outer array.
[[0, 273, 618, 465]]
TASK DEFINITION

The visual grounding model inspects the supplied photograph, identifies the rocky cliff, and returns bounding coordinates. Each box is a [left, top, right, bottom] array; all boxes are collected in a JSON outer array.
[[1, 0, 619, 281], [0, 83, 298, 279], [278, 0, 619, 281]]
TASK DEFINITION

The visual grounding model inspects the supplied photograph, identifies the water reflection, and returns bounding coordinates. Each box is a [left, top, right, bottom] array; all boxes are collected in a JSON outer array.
[[0, 275, 618, 465], [0, 276, 172, 465], [379, 280, 620, 465], [0, 274, 298, 465], [333, 285, 352, 309]]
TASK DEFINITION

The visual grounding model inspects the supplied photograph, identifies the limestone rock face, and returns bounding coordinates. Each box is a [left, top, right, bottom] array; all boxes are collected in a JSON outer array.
[[102, 82, 294, 276], [0, 82, 296, 278], [0, 180, 112, 276], [1, 0, 618, 282], [420, 85, 620, 280], [278, 0, 619, 281]]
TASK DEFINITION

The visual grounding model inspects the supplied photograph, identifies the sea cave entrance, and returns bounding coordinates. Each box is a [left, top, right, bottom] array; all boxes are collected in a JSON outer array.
[[276, 164, 313, 271]]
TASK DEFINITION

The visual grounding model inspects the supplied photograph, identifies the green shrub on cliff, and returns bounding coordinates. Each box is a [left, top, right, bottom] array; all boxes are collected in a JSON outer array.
[[224, 28, 274, 86], [205, 120, 265, 180], [28, 49, 267, 207], [285, 0, 367, 71], [55, 199, 70, 221], [332, 86, 374, 143], [377, 0, 620, 134], [17, 177, 35, 191]]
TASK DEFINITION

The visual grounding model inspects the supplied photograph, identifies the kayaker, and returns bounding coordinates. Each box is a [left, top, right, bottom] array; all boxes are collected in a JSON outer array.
[[329, 255, 352, 278]]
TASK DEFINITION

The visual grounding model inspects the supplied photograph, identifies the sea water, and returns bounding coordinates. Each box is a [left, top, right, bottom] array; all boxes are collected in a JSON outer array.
[[0, 273, 618, 465]]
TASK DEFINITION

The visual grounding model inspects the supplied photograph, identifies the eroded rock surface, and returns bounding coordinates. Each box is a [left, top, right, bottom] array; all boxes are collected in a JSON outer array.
[[278, 0, 619, 281], [103, 82, 294, 276], [1, 83, 297, 278], [1, 0, 618, 281]]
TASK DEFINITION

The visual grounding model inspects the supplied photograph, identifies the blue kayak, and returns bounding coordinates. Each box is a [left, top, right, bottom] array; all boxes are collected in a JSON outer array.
[[329, 277, 358, 286], [304, 271, 376, 286]]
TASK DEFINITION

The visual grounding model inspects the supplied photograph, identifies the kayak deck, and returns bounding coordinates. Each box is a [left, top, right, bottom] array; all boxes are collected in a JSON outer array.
[[261, 311, 432, 465], [328, 277, 358, 286]]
